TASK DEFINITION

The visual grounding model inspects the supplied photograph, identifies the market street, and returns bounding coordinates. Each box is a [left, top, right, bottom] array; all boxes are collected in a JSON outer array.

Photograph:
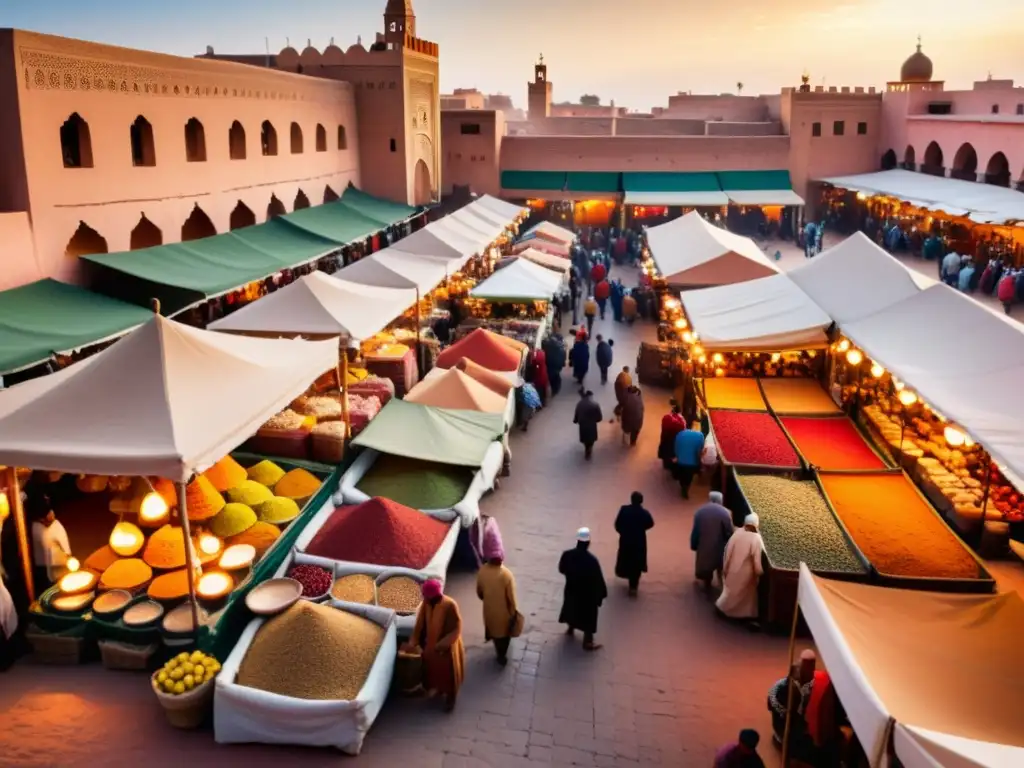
[[0, 267, 799, 767]]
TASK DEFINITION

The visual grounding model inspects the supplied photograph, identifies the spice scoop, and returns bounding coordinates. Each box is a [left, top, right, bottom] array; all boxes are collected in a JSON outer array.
[[246, 578, 303, 616]]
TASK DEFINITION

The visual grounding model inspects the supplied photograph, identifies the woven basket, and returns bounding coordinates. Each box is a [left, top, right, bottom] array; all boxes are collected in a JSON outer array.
[[99, 640, 159, 671], [311, 431, 346, 464], [152, 676, 215, 729], [25, 626, 87, 666]]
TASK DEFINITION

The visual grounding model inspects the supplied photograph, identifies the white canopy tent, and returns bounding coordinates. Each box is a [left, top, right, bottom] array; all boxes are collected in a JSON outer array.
[[430, 213, 494, 254], [680, 273, 832, 351], [796, 564, 1024, 768], [473, 194, 527, 223], [725, 190, 805, 206], [461, 202, 510, 233], [820, 169, 1024, 225], [208, 271, 415, 341], [645, 211, 779, 287], [787, 232, 932, 324], [523, 220, 575, 245], [840, 282, 1024, 483], [448, 206, 505, 243], [0, 315, 338, 480], [470, 258, 563, 302], [513, 237, 570, 258], [517, 247, 572, 274], [337, 248, 449, 294]]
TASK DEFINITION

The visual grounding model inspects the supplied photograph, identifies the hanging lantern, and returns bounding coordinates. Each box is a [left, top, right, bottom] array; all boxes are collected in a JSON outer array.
[[66, 557, 81, 574], [198, 533, 222, 557], [714, 367, 725, 377], [943, 426, 967, 447], [0, 491, 8, 519], [870, 363, 885, 378], [897, 389, 918, 407], [807, 350, 817, 358], [673, 318, 686, 330], [139, 491, 170, 525], [892, 378, 905, 391], [770, 353, 781, 363], [109, 521, 145, 557], [846, 349, 863, 366], [712, 352, 724, 364], [682, 331, 694, 344], [698, 355, 707, 364], [837, 339, 851, 353]]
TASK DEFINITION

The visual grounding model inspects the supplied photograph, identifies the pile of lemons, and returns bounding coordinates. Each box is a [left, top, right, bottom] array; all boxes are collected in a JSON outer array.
[[153, 650, 221, 696]]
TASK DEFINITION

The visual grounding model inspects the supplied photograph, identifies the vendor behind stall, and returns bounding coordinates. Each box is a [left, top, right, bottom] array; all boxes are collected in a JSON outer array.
[[29, 494, 71, 596]]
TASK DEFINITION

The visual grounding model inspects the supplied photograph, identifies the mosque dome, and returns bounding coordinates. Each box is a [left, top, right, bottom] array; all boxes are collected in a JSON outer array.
[[900, 41, 933, 83]]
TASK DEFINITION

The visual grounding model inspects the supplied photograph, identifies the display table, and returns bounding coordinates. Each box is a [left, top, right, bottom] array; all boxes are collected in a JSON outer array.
[[364, 344, 418, 397], [635, 342, 682, 388]]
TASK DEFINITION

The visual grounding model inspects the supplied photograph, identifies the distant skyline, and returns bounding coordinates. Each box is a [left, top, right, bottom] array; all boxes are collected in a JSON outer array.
[[6, 0, 1024, 110]]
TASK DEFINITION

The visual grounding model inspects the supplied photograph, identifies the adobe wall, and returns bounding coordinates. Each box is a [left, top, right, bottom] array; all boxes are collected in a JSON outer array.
[[9, 30, 361, 285], [903, 119, 1024, 181], [663, 94, 769, 122], [0, 212, 38, 289], [441, 109, 502, 197]]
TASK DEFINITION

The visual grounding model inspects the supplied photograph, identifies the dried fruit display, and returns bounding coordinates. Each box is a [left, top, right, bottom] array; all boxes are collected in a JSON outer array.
[[736, 474, 865, 574], [287, 564, 333, 598], [781, 417, 886, 471], [710, 410, 800, 468], [820, 473, 981, 580], [702, 378, 767, 411], [759, 379, 840, 415]]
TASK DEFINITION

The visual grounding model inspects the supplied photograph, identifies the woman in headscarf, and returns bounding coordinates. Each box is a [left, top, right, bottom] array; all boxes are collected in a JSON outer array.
[[407, 579, 465, 711], [475, 527, 520, 666], [716, 513, 764, 625]]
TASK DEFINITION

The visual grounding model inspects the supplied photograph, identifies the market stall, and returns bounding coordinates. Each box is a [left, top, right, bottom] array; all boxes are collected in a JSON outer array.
[[512, 237, 571, 258], [790, 565, 1024, 767], [758, 378, 841, 416], [470, 257, 563, 303], [336, 399, 505, 526], [515, 247, 572, 274], [472, 194, 529, 226], [778, 416, 890, 471], [435, 327, 526, 377], [644, 211, 779, 288], [708, 410, 801, 469], [408, 367, 514, 428], [522, 220, 576, 246], [679, 273, 832, 352], [0, 315, 338, 668]]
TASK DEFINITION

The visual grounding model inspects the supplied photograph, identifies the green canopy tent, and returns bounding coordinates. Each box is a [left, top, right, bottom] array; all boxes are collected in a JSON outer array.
[[0, 279, 152, 374], [279, 200, 385, 244], [351, 398, 505, 467], [340, 186, 418, 227]]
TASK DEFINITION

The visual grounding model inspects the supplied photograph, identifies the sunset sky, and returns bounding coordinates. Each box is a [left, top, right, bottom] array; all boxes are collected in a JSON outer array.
[[8, 0, 1023, 110]]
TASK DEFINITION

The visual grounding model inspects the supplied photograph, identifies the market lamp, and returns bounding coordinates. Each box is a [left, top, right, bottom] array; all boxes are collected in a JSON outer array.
[[139, 489, 170, 525], [897, 389, 918, 407], [846, 349, 863, 366], [109, 521, 145, 557], [682, 331, 694, 344], [66, 557, 80, 574], [714, 367, 725, 377], [698, 355, 707, 364], [944, 425, 967, 447], [673, 318, 687, 330], [770, 353, 781, 363], [837, 339, 851, 353], [870, 363, 885, 378], [712, 352, 724, 364]]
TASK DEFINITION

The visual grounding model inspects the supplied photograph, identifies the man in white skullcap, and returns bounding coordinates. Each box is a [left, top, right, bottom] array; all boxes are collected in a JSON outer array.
[[690, 491, 733, 593], [716, 512, 764, 624], [558, 527, 608, 651]]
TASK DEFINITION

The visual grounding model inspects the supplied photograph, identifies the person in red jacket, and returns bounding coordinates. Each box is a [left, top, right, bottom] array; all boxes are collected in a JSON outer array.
[[998, 271, 1017, 315], [594, 279, 611, 320], [532, 348, 549, 405], [590, 261, 606, 291]]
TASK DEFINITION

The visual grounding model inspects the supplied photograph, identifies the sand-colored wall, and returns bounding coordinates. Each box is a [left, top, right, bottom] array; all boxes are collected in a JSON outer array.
[[0, 212, 39, 288], [7, 29, 361, 286], [441, 110, 503, 196]]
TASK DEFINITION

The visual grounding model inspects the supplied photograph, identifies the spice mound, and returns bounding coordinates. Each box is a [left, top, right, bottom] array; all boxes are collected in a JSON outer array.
[[236, 601, 385, 701], [702, 378, 766, 411], [143, 525, 190, 569], [148, 569, 191, 601], [710, 410, 800, 468], [377, 576, 422, 614], [331, 574, 376, 604], [246, 460, 286, 489], [185, 475, 226, 521], [821, 473, 980, 580], [287, 564, 333, 598], [305, 497, 450, 569], [737, 474, 865, 574], [781, 417, 885, 471], [100, 558, 153, 591], [202, 456, 247, 493], [255, 497, 300, 524], [356, 455, 474, 510], [226, 522, 280, 558], [225, 480, 274, 507], [759, 379, 840, 415], [274, 468, 321, 501], [210, 503, 258, 538]]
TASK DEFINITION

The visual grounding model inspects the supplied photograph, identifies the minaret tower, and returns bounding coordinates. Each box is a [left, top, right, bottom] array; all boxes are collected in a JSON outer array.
[[384, 0, 416, 44], [528, 54, 552, 119]]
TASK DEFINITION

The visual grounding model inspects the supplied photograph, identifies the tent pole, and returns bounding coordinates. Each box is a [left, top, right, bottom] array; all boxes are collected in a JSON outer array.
[[415, 287, 422, 382], [338, 349, 350, 440], [780, 602, 800, 767], [176, 480, 201, 634], [6, 467, 34, 601]]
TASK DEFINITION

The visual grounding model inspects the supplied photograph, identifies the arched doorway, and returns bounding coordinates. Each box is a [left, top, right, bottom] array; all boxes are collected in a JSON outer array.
[[880, 149, 897, 170], [229, 121, 247, 160], [267, 195, 286, 219], [323, 185, 339, 203], [230, 201, 256, 230], [64, 222, 108, 258], [922, 141, 944, 176], [60, 113, 93, 168], [413, 159, 432, 206], [181, 205, 216, 242], [951, 143, 978, 181], [985, 152, 1011, 187], [293, 189, 310, 210], [904, 145, 916, 170], [129, 215, 163, 250]]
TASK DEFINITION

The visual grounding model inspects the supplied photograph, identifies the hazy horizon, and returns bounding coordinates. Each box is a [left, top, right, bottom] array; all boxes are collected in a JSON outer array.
[[6, 0, 1023, 111]]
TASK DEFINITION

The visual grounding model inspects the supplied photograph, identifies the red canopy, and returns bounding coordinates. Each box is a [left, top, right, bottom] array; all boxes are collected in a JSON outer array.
[[435, 328, 523, 372]]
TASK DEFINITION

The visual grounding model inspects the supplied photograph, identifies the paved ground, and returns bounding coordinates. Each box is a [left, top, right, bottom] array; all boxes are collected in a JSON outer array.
[[0, 265, 802, 767]]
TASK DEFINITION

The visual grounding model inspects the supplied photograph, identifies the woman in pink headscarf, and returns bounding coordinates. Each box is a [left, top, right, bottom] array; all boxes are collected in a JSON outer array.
[[407, 579, 465, 711], [475, 524, 521, 665]]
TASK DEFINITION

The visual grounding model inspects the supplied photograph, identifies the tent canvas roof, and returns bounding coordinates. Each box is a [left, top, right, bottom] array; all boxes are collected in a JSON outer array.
[[820, 169, 1024, 225], [512, 237, 570, 257], [645, 211, 779, 287], [680, 273, 832, 351], [473, 195, 527, 222], [350, 398, 504, 467], [841, 282, 1024, 483], [787, 232, 931, 324], [448, 207, 505, 242], [339, 186, 417, 226], [0, 315, 338, 480], [470, 258, 563, 302], [427, 215, 492, 257], [798, 565, 1024, 768], [453, 357, 517, 394], [517, 247, 572, 273], [461, 202, 510, 231], [335, 248, 448, 294], [206, 270, 414, 341], [0, 279, 153, 374], [278, 201, 384, 244], [405, 367, 508, 413], [436, 328, 524, 372], [523, 220, 575, 245]]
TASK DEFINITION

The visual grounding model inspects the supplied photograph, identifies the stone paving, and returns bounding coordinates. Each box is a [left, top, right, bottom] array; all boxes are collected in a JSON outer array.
[[0, 267, 801, 768]]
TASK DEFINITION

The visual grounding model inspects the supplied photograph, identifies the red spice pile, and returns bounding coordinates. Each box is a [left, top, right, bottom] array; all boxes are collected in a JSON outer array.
[[710, 410, 800, 468], [781, 417, 886, 471], [305, 497, 450, 569]]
